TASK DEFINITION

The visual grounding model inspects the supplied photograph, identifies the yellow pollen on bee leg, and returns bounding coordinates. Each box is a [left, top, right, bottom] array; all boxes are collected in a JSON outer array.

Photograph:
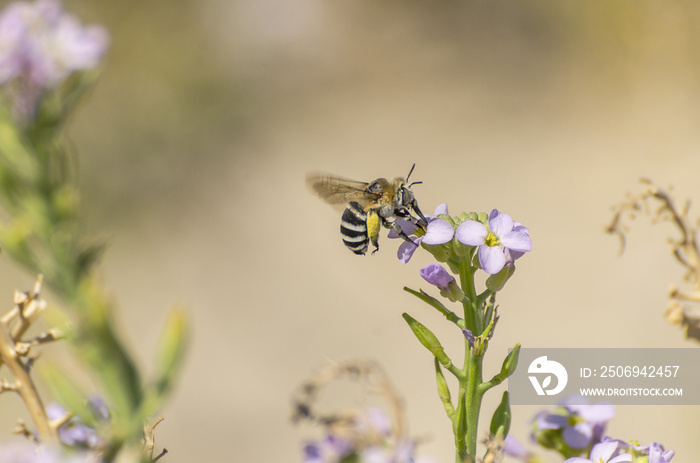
[[367, 212, 381, 247]]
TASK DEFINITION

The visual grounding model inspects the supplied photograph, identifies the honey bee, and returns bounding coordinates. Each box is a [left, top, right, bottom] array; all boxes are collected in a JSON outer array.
[[307, 164, 427, 255]]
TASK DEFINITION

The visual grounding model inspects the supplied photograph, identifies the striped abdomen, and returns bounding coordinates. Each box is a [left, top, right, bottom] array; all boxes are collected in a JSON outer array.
[[340, 201, 369, 255]]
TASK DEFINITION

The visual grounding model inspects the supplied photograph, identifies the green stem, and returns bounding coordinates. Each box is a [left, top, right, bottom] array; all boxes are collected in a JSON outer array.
[[465, 351, 484, 456], [457, 258, 479, 334], [455, 251, 486, 461]]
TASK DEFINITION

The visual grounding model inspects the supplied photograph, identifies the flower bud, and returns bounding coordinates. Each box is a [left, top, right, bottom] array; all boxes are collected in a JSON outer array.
[[503, 344, 520, 379], [402, 313, 453, 368], [489, 391, 511, 438], [434, 358, 454, 417], [452, 239, 472, 258], [423, 243, 451, 262], [443, 281, 464, 303]]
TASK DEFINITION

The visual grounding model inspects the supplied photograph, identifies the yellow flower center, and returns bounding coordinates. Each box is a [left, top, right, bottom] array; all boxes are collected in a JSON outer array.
[[484, 231, 500, 247]]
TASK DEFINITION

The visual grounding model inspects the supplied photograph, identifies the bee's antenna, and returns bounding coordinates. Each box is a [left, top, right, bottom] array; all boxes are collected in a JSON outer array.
[[406, 163, 417, 182], [408, 181, 422, 188]]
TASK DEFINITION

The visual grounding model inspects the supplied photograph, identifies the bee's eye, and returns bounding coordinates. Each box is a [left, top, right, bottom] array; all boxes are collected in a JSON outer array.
[[401, 187, 413, 205]]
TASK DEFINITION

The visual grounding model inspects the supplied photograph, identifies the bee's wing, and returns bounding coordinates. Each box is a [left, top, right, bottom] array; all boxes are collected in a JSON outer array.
[[306, 174, 372, 205]]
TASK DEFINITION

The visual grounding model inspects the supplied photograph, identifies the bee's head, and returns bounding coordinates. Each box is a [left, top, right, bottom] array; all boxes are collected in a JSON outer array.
[[398, 181, 416, 207], [398, 164, 427, 224]]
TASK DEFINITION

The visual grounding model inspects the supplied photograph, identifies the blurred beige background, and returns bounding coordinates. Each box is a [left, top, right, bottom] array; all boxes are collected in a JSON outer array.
[[3, 0, 700, 461]]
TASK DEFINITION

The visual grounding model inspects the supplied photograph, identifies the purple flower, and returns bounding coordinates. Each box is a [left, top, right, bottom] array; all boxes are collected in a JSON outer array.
[[630, 442, 674, 463], [455, 209, 531, 274], [563, 441, 632, 463], [419, 264, 454, 292], [419, 263, 464, 301], [502, 435, 532, 460], [46, 402, 103, 449], [0, 0, 109, 117], [303, 434, 353, 463], [355, 406, 392, 438], [391, 204, 455, 263], [360, 439, 435, 463], [533, 396, 614, 451]]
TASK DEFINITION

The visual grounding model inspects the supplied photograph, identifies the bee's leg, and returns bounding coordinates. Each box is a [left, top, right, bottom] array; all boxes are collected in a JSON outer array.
[[382, 217, 420, 247], [410, 202, 428, 228], [367, 210, 382, 254], [395, 208, 426, 229]]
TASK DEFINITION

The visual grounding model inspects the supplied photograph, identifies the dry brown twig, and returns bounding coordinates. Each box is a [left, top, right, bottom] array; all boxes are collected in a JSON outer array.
[[0, 275, 59, 443], [291, 359, 408, 444], [144, 416, 168, 462], [607, 179, 700, 342]]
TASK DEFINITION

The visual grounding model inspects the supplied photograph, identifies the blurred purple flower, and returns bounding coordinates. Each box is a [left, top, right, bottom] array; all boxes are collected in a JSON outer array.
[[0, 442, 95, 462], [301, 406, 435, 463], [355, 406, 392, 438], [563, 441, 632, 463], [502, 435, 532, 460], [303, 434, 353, 463], [360, 439, 435, 463], [46, 402, 103, 450], [455, 209, 531, 274], [0, 0, 109, 117], [533, 396, 614, 450], [630, 442, 675, 463]]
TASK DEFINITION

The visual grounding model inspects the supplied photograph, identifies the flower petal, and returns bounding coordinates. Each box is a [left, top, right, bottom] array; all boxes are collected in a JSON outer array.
[[567, 401, 615, 423], [589, 442, 619, 463], [434, 203, 449, 216], [609, 454, 633, 463], [462, 329, 475, 348], [488, 209, 514, 237], [397, 237, 422, 264], [535, 412, 568, 430], [422, 218, 454, 245], [513, 222, 529, 235], [388, 219, 418, 239], [563, 422, 592, 449], [455, 221, 487, 246], [478, 245, 506, 275], [501, 230, 532, 253]]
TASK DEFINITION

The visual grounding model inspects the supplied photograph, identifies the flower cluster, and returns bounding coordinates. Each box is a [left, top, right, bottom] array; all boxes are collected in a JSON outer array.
[[505, 396, 674, 463], [394, 204, 531, 304], [302, 407, 433, 463], [562, 439, 675, 463], [0, 0, 109, 117], [393, 204, 531, 276]]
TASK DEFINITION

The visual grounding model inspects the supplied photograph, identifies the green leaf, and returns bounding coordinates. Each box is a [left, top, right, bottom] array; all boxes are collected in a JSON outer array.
[[154, 308, 189, 397], [403, 287, 463, 327]]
